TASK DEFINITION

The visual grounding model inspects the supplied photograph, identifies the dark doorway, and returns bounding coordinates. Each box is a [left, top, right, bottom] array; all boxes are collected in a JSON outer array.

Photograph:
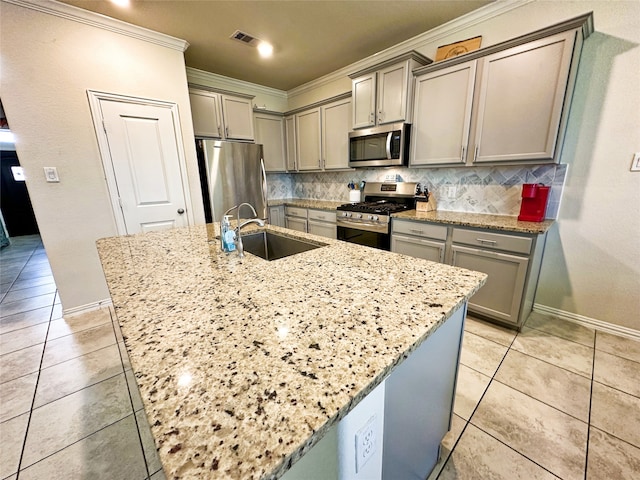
[[0, 150, 39, 236]]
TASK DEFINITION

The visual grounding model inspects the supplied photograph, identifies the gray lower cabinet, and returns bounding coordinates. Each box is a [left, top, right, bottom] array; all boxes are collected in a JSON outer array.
[[307, 209, 337, 239], [285, 206, 307, 233], [391, 219, 546, 329], [391, 220, 447, 263], [268, 206, 285, 227]]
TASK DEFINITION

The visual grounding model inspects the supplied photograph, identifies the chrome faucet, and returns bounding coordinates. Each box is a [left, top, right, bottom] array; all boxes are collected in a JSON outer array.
[[235, 203, 265, 258]]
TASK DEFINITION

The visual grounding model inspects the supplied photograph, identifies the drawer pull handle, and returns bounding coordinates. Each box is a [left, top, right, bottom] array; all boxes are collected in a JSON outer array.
[[410, 229, 424, 235], [477, 238, 497, 245]]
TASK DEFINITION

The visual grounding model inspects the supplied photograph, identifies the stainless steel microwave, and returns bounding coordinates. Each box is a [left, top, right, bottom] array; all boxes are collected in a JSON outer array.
[[349, 123, 411, 168]]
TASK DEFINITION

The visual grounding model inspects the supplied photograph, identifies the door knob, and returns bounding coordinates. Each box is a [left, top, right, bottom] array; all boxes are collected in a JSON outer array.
[[177, 208, 185, 214]]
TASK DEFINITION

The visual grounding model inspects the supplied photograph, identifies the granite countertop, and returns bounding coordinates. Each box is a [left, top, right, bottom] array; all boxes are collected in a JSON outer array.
[[392, 210, 555, 235], [269, 199, 553, 234], [96, 224, 486, 479], [268, 199, 345, 210]]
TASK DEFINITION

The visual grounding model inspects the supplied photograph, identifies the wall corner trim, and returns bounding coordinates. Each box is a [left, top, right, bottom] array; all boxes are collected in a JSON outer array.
[[2, 0, 190, 52], [533, 303, 640, 341], [63, 298, 113, 317]]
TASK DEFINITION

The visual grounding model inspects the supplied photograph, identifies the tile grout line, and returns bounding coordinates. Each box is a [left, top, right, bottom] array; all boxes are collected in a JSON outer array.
[[0, 243, 42, 308], [14, 289, 57, 480], [109, 307, 153, 479], [583, 330, 597, 480], [435, 324, 518, 478], [463, 326, 570, 479]]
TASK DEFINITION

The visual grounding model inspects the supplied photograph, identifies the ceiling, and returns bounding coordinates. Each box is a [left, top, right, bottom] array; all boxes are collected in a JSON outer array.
[[57, 0, 493, 91]]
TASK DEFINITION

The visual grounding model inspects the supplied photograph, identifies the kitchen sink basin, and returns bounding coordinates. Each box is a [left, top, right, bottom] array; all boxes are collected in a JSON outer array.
[[241, 231, 326, 261]]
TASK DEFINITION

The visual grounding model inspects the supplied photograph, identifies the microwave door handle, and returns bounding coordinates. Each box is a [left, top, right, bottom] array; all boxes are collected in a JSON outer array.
[[385, 132, 392, 159]]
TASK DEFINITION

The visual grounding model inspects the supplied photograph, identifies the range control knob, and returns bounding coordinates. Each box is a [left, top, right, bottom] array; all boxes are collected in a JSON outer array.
[[342, 212, 350, 218], [354, 213, 363, 219], [368, 215, 379, 221]]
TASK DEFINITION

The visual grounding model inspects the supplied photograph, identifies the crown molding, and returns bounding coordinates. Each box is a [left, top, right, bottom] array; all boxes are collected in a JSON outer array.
[[2, 0, 189, 52], [186, 67, 288, 100], [288, 0, 533, 99]]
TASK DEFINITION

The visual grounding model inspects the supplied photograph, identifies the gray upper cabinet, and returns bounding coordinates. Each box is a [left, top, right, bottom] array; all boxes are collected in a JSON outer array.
[[321, 98, 351, 170], [473, 30, 576, 164], [296, 108, 322, 171], [189, 90, 223, 139], [411, 14, 592, 166], [189, 87, 255, 141], [285, 115, 297, 171], [352, 73, 376, 129], [350, 52, 431, 130], [411, 61, 476, 166], [254, 112, 286, 172]]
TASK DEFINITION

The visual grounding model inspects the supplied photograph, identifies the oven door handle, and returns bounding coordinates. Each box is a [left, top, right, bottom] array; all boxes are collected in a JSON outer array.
[[385, 131, 392, 160], [337, 218, 388, 234]]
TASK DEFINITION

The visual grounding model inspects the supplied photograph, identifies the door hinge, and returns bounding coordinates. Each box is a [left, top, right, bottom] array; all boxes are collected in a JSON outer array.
[[118, 197, 123, 208]]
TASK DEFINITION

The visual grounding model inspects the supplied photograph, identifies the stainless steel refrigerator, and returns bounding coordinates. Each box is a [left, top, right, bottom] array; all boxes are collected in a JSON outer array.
[[197, 140, 267, 223]]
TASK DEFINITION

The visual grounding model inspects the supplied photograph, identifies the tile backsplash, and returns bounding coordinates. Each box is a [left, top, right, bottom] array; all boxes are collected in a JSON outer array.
[[267, 164, 567, 219]]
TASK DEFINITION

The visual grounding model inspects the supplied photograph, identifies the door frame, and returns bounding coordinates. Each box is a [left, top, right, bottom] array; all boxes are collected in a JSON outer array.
[[87, 90, 195, 235]]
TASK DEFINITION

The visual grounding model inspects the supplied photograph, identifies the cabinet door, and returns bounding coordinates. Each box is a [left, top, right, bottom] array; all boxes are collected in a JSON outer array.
[[308, 220, 337, 239], [285, 216, 307, 233], [189, 90, 222, 138], [451, 245, 528, 325], [377, 62, 408, 125], [285, 115, 297, 171], [268, 206, 285, 227], [352, 73, 376, 129], [220, 95, 255, 141], [411, 61, 476, 166], [255, 113, 286, 172], [391, 234, 445, 263], [296, 108, 322, 171], [322, 99, 351, 170], [473, 30, 576, 163]]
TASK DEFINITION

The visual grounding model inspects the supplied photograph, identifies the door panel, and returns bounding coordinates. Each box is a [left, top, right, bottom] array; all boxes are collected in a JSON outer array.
[[100, 100, 188, 235]]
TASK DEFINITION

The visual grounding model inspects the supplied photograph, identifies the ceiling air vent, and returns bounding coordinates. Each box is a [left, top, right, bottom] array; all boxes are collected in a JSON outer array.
[[230, 30, 260, 47]]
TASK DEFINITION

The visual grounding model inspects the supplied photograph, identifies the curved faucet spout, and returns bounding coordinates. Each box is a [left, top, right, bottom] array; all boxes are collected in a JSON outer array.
[[234, 203, 265, 258]]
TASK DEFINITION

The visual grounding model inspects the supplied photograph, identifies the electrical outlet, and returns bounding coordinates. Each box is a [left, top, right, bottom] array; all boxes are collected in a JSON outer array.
[[355, 416, 376, 473], [446, 185, 457, 199], [631, 152, 640, 172]]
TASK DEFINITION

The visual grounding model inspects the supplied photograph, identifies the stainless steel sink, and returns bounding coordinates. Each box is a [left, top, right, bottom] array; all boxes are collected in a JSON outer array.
[[241, 231, 326, 261]]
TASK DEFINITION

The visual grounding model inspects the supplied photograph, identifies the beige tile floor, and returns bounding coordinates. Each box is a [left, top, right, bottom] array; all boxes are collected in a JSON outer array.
[[1, 235, 639, 479]]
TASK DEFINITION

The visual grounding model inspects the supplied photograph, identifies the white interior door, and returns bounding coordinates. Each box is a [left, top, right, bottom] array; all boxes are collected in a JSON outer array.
[[90, 93, 191, 235]]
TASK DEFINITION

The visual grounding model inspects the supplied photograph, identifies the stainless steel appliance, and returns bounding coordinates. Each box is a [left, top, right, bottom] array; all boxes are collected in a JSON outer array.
[[348, 123, 411, 168], [196, 140, 267, 223], [336, 182, 417, 250]]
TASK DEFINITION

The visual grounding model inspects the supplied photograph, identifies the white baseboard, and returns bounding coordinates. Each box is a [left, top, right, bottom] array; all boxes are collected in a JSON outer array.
[[533, 303, 640, 341], [63, 298, 113, 317]]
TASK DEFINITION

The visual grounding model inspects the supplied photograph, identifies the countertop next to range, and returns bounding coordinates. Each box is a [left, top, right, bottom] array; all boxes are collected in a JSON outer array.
[[270, 199, 555, 235], [96, 224, 485, 480]]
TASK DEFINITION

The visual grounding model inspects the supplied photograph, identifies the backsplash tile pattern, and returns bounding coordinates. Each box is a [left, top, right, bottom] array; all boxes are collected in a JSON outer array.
[[267, 164, 567, 219]]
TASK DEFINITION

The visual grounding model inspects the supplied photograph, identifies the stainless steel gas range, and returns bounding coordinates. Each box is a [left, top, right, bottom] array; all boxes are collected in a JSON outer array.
[[336, 182, 418, 250]]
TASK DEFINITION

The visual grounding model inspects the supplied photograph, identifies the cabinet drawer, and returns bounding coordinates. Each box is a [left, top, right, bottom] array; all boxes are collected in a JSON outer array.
[[452, 228, 532, 255], [308, 209, 336, 223], [392, 220, 447, 241], [285, 206, 307, 218]]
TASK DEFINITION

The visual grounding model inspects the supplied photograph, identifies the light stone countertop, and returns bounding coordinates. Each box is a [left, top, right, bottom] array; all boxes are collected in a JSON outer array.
[[392, 210, 555, 235], [269, 199, 554, 234], [96, 224, 486, 479], [268, 198, 345, 210]]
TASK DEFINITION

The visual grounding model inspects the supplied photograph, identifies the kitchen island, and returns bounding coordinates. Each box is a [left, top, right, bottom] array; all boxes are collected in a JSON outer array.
[[96, 224, 486, 479]]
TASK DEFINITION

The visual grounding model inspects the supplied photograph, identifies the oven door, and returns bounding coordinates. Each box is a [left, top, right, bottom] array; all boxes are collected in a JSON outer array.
[[336, 219, 390, 250]]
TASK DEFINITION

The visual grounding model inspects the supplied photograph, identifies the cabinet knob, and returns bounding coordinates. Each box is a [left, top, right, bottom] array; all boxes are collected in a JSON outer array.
[[177, 208, 185, 215]]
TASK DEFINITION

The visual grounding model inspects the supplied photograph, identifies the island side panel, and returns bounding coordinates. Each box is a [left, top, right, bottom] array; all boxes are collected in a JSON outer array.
[[382, 303, 466, 479]]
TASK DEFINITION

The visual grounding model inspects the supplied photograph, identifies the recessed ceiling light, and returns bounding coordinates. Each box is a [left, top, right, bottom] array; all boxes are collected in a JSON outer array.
[[110, 0, 130, 7], [257, 41, 273, 58]]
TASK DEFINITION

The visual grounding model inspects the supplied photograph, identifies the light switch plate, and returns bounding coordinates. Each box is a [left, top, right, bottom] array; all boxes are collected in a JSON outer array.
[[44, 167, 60, 182], [631, 152, 640, 172]]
